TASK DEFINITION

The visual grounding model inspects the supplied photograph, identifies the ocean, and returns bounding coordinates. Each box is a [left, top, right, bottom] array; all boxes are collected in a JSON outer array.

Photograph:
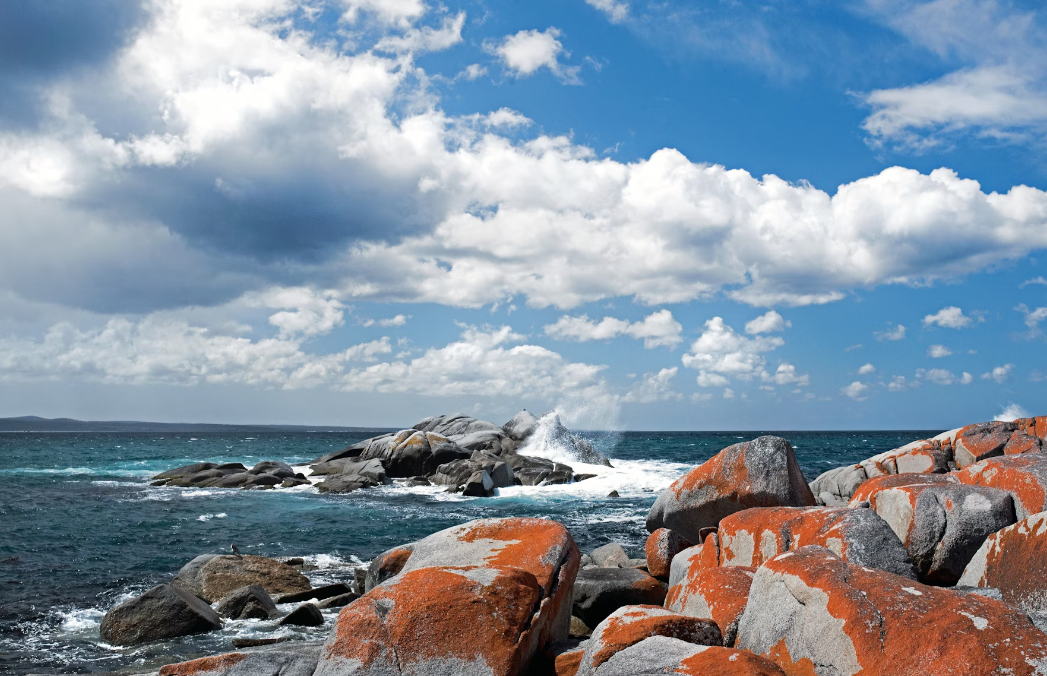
[[0, 428, 939, 674]]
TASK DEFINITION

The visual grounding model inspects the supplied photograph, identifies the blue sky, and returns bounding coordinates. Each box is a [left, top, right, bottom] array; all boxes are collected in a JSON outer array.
[[0, 0, 1044, 430]]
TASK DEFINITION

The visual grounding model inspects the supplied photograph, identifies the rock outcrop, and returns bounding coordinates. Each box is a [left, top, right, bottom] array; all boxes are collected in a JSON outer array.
[[151, 460, 310, 490], [215, 584, 279, 620], [958, 454, 1047, 519], [100, 584, 223, 646], [958, 511, 1047, 613], [647, 436, 816, 542], [172, 554, 311, 603], [665, 565, 754, 647], [584, 635, 786, 676], [736, 546, 1047, 675], [158, 643, 321, 676]]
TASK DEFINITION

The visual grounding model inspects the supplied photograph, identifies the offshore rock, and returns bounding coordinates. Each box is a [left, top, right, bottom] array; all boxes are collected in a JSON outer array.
[[278, 603, 323, 627], [215, 584, 279, 620], [100, 584, 222, 646], [356, 429, 471, 478], [646, 436, 816, 542], [172, 554, 311, 603]]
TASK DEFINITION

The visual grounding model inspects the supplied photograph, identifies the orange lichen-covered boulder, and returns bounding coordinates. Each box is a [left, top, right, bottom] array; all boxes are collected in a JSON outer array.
[[736, 546, 1047, 676], [848, 471, 958, 505], [363, 544, 415, 592], [667, 534, 720, 588], [959, 512, 1047, 613], [954, 421, 1018, 468], [646, 437, 815, 542], [316, 566, 548, 676], [576, 605, 722, 676], [645, 528, 693, 579], [958, 455, 1047, 519], [159, 645, 320, 676], [665, 565, 755, 647], [585, 635, 786, 676], [716, 507, 914, 578], [553, 647, 584, 676], [859, 480, 1016, 584]]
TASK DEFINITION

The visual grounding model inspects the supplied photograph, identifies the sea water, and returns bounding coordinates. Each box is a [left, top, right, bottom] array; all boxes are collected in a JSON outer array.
[[0, 428, 938, 674]]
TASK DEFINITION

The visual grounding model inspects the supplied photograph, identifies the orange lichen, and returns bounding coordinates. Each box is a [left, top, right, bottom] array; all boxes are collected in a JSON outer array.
[[553, 649, 583, 676], [850, 472, 957, 505], [665, 565, 753, 643], [670, 441, 752, 499], [158, 653, 247, 676], [964, 513, 1047, 611], [455, 518, 577, 593], [588, 606, 720, 670], [765, 639, 818, 676], [645, 528, 693, 578], [676, 646, 787, 675], [958, 455, 1047, 518]]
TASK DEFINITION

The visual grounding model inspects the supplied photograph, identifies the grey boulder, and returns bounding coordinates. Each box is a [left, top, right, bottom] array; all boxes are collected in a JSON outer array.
[[99, 584, 222, 646], [278, 603, 324, 627], [572, 568, 667, 628], [215, 584, 279, 620]]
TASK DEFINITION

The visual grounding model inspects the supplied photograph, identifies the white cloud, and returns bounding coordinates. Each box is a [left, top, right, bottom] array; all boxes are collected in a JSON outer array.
[[744, 310, 790, 334], [875, 324, 906, 341], [996, 403, 1030, 422], [1022, 276, 1047, 288], [622, 367, 682, 403], [927, 344, 952, 358], [339, 0, 427, 26], [458, 64, 487, 81], [917, 367, 971, 385], [544, 309, 682, 348], [858, 363, 876, 374], [488, 28, 581, 84], [886, 375, 915, 391], [696, 371, 730, 388], [254, 287, 345, 338], [763, 363, 809, 386], [682, 316, 786, 381], [374, 12, 464, 53], [722, 388, 735, 399], [363, 314, 410, 327], [982, 363, 1015, 383], [923, 306, 972, 329], [585, 0, 630, 24], [842, 381, 868, 400], [961, 371, 974, 384], [1016, 304, 1047, 331]]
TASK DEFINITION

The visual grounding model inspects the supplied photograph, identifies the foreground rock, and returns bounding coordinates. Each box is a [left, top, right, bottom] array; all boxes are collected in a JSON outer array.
[[172, 554, 312, 603], [736, 546, 1047, 675], [644, 529, 693, 579], [572, 568, 667, 628], [958, 454, 1047, 519], [159, 643, 321, 676], [100, 584, 222, 646], [575, 605, 722, 676], [959, 511, 1047, 613], [586, 635, 786, 676], [647, 436, 816, 542], [315, 517, 580, 676], [215, 584, 279, 620], [856, 480, 1016, 584], [716, 506, 915, 578], [665, 566, 755, 647]]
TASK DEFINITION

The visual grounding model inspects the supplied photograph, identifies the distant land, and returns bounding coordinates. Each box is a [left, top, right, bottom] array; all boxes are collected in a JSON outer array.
[[0, 416, 392, 434]]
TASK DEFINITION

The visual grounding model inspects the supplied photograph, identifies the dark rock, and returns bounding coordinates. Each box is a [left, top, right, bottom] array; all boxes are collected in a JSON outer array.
[[281, 557, 305, 567], [310, 437, 381, 465], [317, 592, 358, 609], [152, 462, 219, 480], [215, 585, 279, 620], [575, 473, 597, 482], [357, 429, 471, 477], [315, 475, 377, 493], [590, 543, 630, 568], [231, 636, 290, 648], [171, 554, 311, 603], [275, 583, 352, 604], [352, 567, 367, 596], [249, 461, 295, 478], [278, 603, 324, 627], [159, 642, 321, 676], [462, 470, 495, 497], [364, 544, 415, 592], [100, 584, 222, 646], [607, 490, 619, 498], [572, 568, 667, 628]]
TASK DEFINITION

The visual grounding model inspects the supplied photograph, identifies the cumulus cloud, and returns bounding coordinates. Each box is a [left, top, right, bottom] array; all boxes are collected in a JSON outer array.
[[544, 309, 683, 348], [982, 363, 1014, 383], [744, 310, 790, 334], [875, 324, 906, 341], [923, 306, 972, 329], [585, 0, 630, 24], [682, 316, 804, 387], [1022, 276, 1047, 288], [927, 344, 952, 358], [622, 367, 682, 403], [763, 362, 809, 387], [917, 368, 973, 385], [996, 403, 1030, 422], [1016, 304, 1047, 334], [363, 314, 410, 328], [886, 375, 916, 391], [842, 381, 868, 400], [858, 363, 875, 374], [488, 28, 580, 83]]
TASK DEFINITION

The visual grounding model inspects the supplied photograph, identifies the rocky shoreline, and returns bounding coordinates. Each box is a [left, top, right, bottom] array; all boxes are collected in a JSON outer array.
[[98, 413, 1047, 675], [150, 410, 612, 497]]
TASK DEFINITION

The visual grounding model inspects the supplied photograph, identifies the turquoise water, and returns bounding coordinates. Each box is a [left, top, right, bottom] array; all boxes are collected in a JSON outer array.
[[0, 429, 938, 674]]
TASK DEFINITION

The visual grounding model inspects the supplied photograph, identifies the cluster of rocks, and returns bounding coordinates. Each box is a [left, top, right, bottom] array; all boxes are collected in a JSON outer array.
[[151, 411, 611, 498]]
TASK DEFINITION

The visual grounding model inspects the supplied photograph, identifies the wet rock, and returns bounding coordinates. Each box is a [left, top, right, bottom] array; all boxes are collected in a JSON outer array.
[[590, 543, 630, 568], [462, 469, 495, 497], [572, 568, 667, 628], [215, 584, 278, 620], [159, 643, 320, 676], [646, 436, 816, 542], [278, 603, 323, 627], [644, 529, 694, 579], [958, 454, 1047, 519], [99, 584, 222, 646], [589, 635, 785, 676], [606, 490, 619, 498], [576, 605, 721, 676], [666, 566, 754, 647], [172, 554, 311, 603], [716, 506, 915, 578], [274, 582, 351, 604], [249, 460, 295, 478], [736, 546, 1047, 675], [860, 480, 1016, 584], [231, 636, 289, 648], [958, 511, 1047, 613], [314, 474, 379, 494], [316, 592, 358, 609]]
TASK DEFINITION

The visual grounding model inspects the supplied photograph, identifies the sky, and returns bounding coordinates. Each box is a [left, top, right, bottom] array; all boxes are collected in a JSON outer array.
[[0, 0, 1045, 430]]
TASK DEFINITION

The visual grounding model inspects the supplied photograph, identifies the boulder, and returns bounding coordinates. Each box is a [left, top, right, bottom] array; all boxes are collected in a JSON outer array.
[[860, 480, 1016, 584], [309, 437, 376, 465], [665, 566, 755, 647], [314, 474, 380, 494], [99, 584, 222, 646], [357, 429, 471, 478], [413, 413, 517, 454], [553, 645, 584, 676], [644, 529, 693, 579], [215, 584, 278, 620], [172, 554, 311, 603], [275, 582, 352, 604], [278, 603, 323, 627], [572, 568, 667, 628], [316, 592, 358, 609], [590, 543, 630, 568], [1005, 431, 1044, 455], [667, 535, 720, 588], [315, 566, 552, 676], [848, 471, 959, 505], [587, 635, 786, 676], [809, 464, 867, 507], [735, 546, 1047, 675], [504, 409, 541, 442], [315, 458, 389, 494], [363, 544, 415, 592], [575, 605, 721, 676], [462, 469, 496, 497], [958, 454, 1047, 519], [470, 450, 516, 487], [958, 511, 1047, 613], [716, 506, 915, 578], [646, 436, 816, 542], [954, 421, 1017, 468], [1014, 415, 1047, 441], [159, 643, 320, 676], [859, 434, 955, 478], [249, 460, 295, 478]]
